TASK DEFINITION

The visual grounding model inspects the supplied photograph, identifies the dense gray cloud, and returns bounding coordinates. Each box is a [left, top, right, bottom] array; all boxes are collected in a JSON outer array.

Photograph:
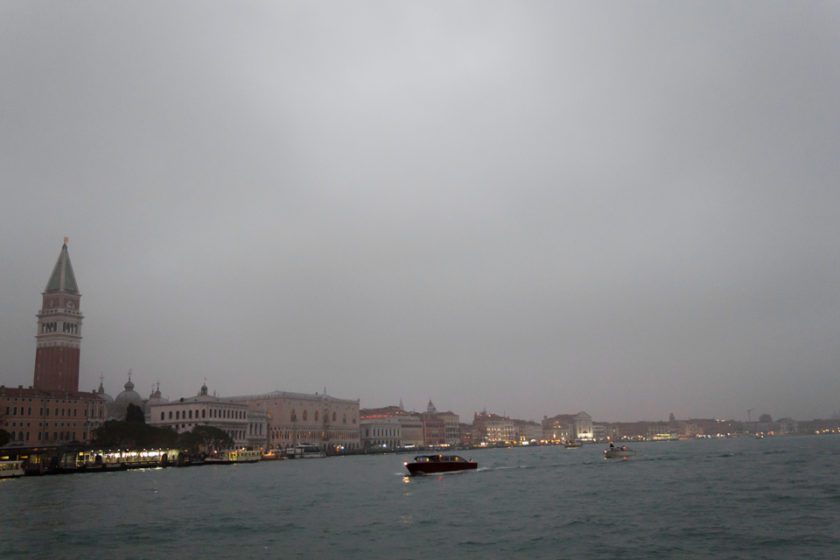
[[1, 2, 839, 422]]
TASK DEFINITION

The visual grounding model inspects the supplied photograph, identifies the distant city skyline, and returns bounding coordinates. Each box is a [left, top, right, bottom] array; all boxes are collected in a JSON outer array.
[[2, 3, 839, 422]]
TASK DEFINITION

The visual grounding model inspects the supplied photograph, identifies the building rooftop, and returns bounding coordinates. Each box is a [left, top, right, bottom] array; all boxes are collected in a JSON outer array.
[[226, 390, 359, 405]]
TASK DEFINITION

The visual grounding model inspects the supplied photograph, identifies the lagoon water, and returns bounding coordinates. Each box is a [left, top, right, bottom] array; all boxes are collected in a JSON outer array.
[[2, 436, 839, 559]]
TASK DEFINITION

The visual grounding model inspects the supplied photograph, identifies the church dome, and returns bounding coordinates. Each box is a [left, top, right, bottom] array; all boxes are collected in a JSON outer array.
[[96, 379, 114, 405], [146, 383, 169, 407], [110, 373, 144, 420], [144, 383, 168, 422]]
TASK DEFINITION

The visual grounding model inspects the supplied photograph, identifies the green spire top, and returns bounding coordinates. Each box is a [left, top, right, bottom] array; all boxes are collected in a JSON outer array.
[[45, 238, 79, 293]]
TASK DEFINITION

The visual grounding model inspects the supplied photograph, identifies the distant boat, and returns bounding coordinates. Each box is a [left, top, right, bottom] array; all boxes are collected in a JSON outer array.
[[404, 454, 477, 476], [564, 440, 582, 448], [261, 449, 286, 461], [285, 444, 326, 459], [205, 449, 261, 464], [604, 445, 634, 460]]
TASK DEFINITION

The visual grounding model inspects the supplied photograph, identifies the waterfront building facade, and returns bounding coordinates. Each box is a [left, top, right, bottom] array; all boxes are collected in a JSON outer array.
[[436, 411, 461, 446], [360, 416, 401, 450], [0, 386, 105, 446], [473, 411, 515, 444], [542, 417, 571, 442], [396, 414, 423, 447], [592, 422, 618, 442], [148, 383, 254, 448], [420, 414, 445, 447], [360, 405, 424, 448], [459, 423, 473, 447], [574, 412, 594, 441], [246, 408, 268, 449], [0, 241, 106, 447], [229, 391, 360, 452], [418, 401, 460, 447], [542, 411, 594, 442], [514, 419, 543, 443]]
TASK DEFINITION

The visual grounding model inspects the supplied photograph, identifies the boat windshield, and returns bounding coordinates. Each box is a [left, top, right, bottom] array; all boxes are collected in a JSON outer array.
[[413, 455, 466, 463]]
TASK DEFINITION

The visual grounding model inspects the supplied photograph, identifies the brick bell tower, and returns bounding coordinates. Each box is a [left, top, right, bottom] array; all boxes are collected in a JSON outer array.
[[33, 238, 83, 393]]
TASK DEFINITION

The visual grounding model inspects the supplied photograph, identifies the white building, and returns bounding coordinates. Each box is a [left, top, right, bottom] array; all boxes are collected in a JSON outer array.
[[148, 383, 253, 448], [574, 412, 594, 441], [360, 416, 402, 450]]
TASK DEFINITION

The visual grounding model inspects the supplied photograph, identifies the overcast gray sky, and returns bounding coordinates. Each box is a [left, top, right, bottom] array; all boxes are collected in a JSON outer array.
[[1, 2, 839, 422]]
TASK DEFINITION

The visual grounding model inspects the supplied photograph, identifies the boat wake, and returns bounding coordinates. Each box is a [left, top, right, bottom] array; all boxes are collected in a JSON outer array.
[[476, 465, 534, 472]]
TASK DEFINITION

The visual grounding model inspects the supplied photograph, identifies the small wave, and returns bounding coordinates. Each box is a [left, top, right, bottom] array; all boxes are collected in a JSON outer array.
[[634, 455, 680, 462]]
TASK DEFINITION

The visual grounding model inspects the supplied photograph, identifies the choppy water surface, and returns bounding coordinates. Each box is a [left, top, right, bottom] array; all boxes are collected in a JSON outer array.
[[2, 435, 839, 559]]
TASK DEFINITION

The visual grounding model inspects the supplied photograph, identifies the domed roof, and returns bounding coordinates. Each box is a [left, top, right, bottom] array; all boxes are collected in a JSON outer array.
[[110, 371, 144, 420], [146, 383, 169, 407], [96, 378, 113, 404]]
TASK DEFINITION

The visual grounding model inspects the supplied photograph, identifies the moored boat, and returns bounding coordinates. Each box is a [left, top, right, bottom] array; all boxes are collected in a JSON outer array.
[[564, 440, 582, 448], [285, 444, 326, 459], [205, 449, 262, 464], [261, 449, 285, 461], [0, 460, 25, 479], [404, 454, 477, 476]]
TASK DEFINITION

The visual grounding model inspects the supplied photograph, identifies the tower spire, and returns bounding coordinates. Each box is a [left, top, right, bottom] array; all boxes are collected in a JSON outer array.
[[33, 241, 84, 392], [45, 239, 79, 294]]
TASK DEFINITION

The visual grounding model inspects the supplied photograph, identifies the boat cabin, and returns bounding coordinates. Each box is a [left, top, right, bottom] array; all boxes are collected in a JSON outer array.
[[413, 454, 468, 463]]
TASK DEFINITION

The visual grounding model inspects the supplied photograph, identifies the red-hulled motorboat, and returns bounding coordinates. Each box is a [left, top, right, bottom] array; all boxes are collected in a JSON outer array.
[[404, 454, 477, 476]]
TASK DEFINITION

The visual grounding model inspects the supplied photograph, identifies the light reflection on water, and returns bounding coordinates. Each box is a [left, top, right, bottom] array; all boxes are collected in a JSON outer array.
[[1, 436, 839, 559]]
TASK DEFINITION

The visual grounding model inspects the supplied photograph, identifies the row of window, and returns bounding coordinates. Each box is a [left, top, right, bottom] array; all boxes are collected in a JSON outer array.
[[44, 298, 75, 309], [39, 321, 80, 334], [3, 397, 89, 405], [3, 406, 103, 419], [7, 431, 84, 442], [160, 407, 246, 421], [267, 430, 356, 442], [7, 421, 91, 430], [287, 409, 356, 424], [169, 423, 245, 441], [365, 428, 399, 437]]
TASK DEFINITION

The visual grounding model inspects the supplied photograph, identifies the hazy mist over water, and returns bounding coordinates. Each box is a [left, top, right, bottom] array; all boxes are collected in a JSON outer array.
[[1, 2, 839, 421]]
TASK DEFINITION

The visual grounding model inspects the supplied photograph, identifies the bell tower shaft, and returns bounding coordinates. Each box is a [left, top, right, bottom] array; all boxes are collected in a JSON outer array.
[[33, 240, 83, 393]]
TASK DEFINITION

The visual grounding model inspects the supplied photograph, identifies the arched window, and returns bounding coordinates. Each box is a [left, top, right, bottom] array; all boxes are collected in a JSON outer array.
[[291, 410, 297, 422], [332, 412, 336, 422], [303, 410, 308, 421], [315, 411, 319, 421]]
